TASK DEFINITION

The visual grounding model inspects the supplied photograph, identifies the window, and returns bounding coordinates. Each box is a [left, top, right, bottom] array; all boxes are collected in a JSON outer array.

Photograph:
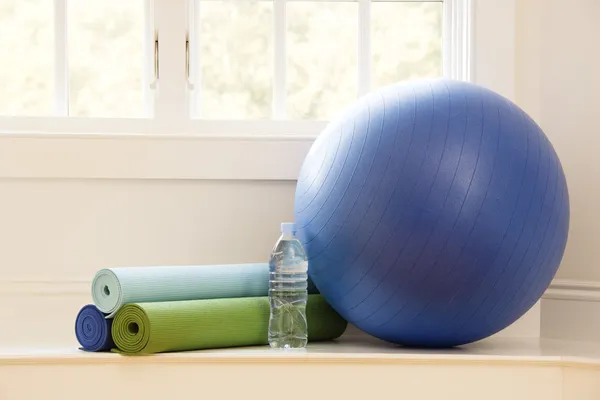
[[0, 0, 146, 118], [0, 0, 54, 117], [0, 0, 467, 135], [67, 0, 146, 118], [195, 0, 443, 121]]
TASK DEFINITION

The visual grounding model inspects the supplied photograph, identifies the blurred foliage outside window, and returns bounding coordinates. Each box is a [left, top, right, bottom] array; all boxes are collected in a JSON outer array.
[[0, 0, 442, 120]]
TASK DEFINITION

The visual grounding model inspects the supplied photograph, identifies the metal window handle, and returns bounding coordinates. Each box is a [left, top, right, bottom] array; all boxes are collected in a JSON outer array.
[[150, 30, 193, 90], [186, 33, 194, 90], [150, 30, 159, 89]]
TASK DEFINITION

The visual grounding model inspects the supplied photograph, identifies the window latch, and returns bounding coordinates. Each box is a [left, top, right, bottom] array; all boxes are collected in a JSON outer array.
[[186, 32, 194, 90], [150, 30, 159, 89]]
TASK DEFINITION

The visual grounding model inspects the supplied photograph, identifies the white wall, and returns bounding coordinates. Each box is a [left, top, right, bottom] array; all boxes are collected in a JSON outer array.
[[516, 0, 600, 282], [0, 179, 296, 347], [0, 179, 298, 280], [515, 0, 600, 340]]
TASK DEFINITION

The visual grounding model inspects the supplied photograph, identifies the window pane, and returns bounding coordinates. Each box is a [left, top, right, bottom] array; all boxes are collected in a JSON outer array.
[[68, 0, 145, 118], [287, 2, 357, 120], [197, 0, 273, 119], [0, 0, 53, 116], [372, 2, 443, 89]]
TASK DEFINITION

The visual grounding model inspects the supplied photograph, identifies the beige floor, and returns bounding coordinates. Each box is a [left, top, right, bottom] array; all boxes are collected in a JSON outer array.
[[3, 335, 600, 400]]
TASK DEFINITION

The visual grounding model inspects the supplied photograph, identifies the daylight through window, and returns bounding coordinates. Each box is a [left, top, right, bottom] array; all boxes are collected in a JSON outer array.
[[0, 0, 447, 126]]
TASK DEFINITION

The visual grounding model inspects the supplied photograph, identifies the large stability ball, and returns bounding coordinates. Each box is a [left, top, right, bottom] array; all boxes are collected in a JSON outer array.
[[294, 79, 569, 347]]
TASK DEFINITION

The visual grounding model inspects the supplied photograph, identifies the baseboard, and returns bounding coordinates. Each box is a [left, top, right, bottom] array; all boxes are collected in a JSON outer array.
[[542, 279, 600, 343], [544, 279, 600, 302], [4, 278, 587, 295], [4, 278, 589, 297], [0, 279, 88, 295]]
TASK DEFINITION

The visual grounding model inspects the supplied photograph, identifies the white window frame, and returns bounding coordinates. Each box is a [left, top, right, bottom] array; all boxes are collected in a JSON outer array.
[[0, 0, 516, 181]]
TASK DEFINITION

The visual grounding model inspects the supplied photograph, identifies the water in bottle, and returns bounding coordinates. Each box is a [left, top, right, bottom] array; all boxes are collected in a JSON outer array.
[[268, 222, 308, 349]]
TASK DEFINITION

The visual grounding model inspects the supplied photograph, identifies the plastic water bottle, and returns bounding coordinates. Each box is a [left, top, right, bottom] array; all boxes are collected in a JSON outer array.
[[268, 222, 309, 349]]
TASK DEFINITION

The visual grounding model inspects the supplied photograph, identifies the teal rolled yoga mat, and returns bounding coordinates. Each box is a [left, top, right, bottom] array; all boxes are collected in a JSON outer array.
[[92, 263, 319, 317]]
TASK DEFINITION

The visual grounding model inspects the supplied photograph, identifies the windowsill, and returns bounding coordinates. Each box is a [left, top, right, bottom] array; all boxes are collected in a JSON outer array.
[[0, 131, 318, 180]]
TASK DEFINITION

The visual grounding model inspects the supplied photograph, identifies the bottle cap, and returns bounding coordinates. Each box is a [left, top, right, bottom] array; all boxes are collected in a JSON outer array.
[[281, 222, 296, 235]]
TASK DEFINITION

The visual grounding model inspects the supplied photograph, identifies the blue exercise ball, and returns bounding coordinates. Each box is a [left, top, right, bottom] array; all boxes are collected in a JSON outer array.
[[294, 78, 569, 347]]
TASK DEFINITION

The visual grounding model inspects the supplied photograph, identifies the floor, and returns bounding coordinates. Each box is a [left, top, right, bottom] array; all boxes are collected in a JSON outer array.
[[3, 333, 600, 367]]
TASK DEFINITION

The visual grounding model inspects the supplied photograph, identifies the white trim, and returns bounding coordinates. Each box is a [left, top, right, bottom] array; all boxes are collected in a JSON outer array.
[[188, 0, 199, 114], [0, 132, 315, 180], [143, 0, 156, 117], [3, 278, 586, 297], [153, 0, 188, 131], [357, 0, 371, 97], [443, 0, 473, 81], [543, 279, 600, 303], [0, 280, 88, 296], [273, 0, 287, 119], [541, 279, 600, 343], [53, 0, 69, 116], [0, 118, 326, 135]]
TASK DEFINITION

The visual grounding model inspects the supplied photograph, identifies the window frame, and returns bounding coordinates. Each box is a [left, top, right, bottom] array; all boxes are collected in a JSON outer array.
[[0, 0, 517, 181], [1, 0, 463, 134]]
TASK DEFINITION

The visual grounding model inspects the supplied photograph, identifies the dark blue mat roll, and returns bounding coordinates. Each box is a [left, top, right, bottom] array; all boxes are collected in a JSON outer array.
[[75, 304, 115, 352]]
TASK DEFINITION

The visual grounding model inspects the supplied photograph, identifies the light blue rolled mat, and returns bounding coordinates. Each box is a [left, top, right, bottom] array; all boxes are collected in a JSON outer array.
[[92, 263, 319, 317]]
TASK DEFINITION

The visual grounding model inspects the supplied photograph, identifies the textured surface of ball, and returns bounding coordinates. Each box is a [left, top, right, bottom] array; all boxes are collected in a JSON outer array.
[[294, 79, 570, 347]]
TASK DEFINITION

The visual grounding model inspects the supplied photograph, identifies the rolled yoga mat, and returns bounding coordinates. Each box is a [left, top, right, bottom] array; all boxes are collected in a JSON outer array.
[[93, 263, 319, 317], [112, 294, 347, 354], [75, 304, 115, 352]]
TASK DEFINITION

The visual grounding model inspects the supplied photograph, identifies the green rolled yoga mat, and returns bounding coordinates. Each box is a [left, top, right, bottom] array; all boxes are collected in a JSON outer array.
[[112, 294, 347, 354], [93, 263, 319, 317]]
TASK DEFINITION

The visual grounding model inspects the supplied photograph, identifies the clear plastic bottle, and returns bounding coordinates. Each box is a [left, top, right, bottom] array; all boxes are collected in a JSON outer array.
[[268, 222, 309, 349]]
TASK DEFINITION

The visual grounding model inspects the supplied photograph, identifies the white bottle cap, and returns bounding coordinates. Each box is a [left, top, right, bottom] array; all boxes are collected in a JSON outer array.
[[281, 222, 296, 235]]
